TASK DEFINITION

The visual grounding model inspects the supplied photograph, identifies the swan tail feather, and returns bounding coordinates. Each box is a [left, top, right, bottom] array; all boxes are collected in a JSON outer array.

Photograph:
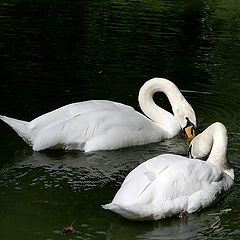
[[102, 203, 132, 218], [0, 115, 32, 145], [102, 203, 143, 220]]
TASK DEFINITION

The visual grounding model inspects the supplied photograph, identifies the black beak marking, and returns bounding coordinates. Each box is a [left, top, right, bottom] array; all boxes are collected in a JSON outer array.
[[184, 117, 196, 131], [188, 145, 193, 158]]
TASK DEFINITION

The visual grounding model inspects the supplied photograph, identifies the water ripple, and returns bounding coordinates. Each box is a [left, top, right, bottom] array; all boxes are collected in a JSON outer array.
[[0, 137, 188, 191]]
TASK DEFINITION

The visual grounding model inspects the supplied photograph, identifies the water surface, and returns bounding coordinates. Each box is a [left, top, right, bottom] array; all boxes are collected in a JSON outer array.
[[0, 0, 240, 239]]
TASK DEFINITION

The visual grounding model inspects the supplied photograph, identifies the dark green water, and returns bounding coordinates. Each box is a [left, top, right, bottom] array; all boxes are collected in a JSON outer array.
[[0, 0, 240, 239]]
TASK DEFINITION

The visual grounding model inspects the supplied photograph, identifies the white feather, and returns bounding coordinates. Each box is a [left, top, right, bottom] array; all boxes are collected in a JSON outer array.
[[103, 123, 234, 220], [0, 78, 196, 152]]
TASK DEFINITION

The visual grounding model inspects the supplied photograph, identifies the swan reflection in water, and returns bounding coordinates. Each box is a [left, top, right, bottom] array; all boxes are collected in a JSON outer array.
[[105, 212, 223, 240], [0, 137, 235, 240], [2, 136, 187, 190]]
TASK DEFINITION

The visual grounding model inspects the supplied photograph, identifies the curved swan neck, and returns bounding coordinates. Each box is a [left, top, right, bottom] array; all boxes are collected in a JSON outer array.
[[138, 78, 195, 136], [206, 123, 228, 165], [191, 122, 234, 179], [204, 123, 234, 178]]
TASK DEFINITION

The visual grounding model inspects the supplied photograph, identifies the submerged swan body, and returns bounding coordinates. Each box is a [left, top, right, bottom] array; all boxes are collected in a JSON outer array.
[[103, 123, 234, 220], [0, 78, 196, 152]]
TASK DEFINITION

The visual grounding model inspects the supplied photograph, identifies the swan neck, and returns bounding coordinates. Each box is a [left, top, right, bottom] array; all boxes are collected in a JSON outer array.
[[138, 78, 182, 136], [207, 123, 233, 178]]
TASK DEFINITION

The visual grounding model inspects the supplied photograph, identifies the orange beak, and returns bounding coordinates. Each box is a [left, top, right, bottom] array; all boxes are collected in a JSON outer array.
[[184, 125, 195, 139]]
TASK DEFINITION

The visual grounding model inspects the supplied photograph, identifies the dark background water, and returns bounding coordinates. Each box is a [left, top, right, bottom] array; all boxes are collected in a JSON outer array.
[[0, 0, 240, 239]]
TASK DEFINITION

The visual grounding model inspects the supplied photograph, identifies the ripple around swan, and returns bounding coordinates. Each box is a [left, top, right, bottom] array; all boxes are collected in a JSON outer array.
[[0, 0, 240, 239], [0, 136, 188, 190], [194, 93, 240, 122], [105, 209, 237, 240]]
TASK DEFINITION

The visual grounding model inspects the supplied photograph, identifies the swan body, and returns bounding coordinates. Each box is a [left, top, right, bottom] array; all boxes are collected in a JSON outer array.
[[103, 122, 234, 220], [0, 78, 196, 152]]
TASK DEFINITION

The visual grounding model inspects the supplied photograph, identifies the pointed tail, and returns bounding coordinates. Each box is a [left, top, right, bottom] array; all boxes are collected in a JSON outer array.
[[102, 203, 139, 220], [0, 115, 32, 145]]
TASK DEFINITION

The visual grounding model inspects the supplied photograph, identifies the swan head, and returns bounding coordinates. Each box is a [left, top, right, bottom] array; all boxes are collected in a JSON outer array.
[[167, 85, 196, 139], [188, 122, 226, 160], [183, 117, 196, 139], [187, 122, 234, 179], [188, 130, 212, 159]]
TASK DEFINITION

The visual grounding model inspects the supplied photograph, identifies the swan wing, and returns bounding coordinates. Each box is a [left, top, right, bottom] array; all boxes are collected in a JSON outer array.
[[104, 154, 234, 220], [29, 100, 134, 131], [31, 101, 162, 151]]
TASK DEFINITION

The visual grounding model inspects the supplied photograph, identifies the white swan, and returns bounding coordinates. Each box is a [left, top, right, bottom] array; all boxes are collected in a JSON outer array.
[[0, 78, 196, 152], [103, 122, 234, 220]]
